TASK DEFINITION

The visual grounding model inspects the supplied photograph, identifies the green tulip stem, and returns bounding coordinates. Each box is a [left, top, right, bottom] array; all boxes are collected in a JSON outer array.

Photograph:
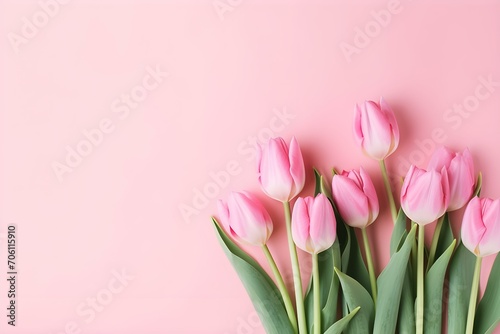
[[416, 224, 425, 334], [312, 253, 321, 334], [284, 201, 307, 334], [262, 244, 298, 334], [427, 214, 446, 271], [362, 227, 378, 303], [379, 159, 398, 223], [465, 256, 483, 334]]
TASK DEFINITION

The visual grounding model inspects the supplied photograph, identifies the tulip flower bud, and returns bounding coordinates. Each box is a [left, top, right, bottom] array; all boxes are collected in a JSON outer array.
[[401, 165, 449, 225], [354, 97, 400, 160], [331, 167, 379, 228], [461, 197, 500, 257], [257, 137, 306, 202], [428, 146, 475, 211], [291, 194, 336, 254], [217, 191, 273, 246]]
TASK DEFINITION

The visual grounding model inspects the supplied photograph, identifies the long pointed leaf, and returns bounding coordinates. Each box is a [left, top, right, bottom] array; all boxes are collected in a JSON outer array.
[[373, 225, 417, 334], [447, 242, 476, 333], [335, 268, 374, 334], [213, 219, 294, 334], [474, 253, 500, 334], [324, 307, 361, 334], [424, 239, 456, 333]]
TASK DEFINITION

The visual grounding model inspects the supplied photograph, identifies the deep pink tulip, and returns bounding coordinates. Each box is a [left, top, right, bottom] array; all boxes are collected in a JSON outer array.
[[461, 197, 500, 257], [217, 191, 273, 246], [354, 97, 400, 160], [401, 165, 449, 225], [257, 137, 305, 202], [331, 167, 379, 228], [428, 147, 475, 211], [291, 194, 336, 254]]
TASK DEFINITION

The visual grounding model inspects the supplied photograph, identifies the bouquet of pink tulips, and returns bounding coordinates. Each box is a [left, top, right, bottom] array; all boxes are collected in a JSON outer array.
[[212, 98, 500, 334]]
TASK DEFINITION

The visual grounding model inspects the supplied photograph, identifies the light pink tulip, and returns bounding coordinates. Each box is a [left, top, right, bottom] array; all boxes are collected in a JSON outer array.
[[401, 165, 450, 225], [354, 97, 400, 160], [427, 146, 475, 211], [461, 197, 500, 257], [217, 191, 273, 246], [257, 137, 305, 202], [331, 167, 379, 228], [291, 194, 336, 254]]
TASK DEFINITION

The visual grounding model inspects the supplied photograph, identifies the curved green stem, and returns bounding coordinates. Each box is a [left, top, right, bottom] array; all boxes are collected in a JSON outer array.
[[379, 159, 398, 223], [284, 201, 307, 334], [427, 214, 446, 271], [465, 256, 483, 334], [416, 224, 425, 334], [361, 227, 377, 303], [313, 253, 321, 334], [262, 244, 298, 334]]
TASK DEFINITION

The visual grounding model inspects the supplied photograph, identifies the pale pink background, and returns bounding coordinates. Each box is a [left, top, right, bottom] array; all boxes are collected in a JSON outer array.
[[1, 0, 500, 333]]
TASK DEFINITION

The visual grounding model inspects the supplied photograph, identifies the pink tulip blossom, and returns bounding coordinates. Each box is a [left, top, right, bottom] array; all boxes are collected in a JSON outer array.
[[331, 167, 379, 228], [428, 146, 475, 211], [461, 197, 500, 257], [354, 97, 400, 160], [401, 165, 449, 225], [291, 194, 336, 254], [257, 137, 305, 202], [217, 191, 273, 246]]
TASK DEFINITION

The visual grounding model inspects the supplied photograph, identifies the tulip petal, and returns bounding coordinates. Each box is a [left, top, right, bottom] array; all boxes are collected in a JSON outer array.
[[462, 197, 487, 255], [360, 167, 380, 223], [332, 175, 370, 228], [217, 199, 232, 234], [258, 138, 294, 202], [379, 97, 399, 152], [289, 137, 306, 200], [361, 100, 393, 160], [478, 199, 500, 256], [354, 104, 364, 146], [310, 194, 336, 253], [427, 146, 454, 171], [292, 197, 311, 252], [447, 153, 475, 210]]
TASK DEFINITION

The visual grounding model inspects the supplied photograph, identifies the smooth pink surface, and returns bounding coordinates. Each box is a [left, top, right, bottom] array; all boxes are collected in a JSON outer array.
[[1, 0, 500, 333]]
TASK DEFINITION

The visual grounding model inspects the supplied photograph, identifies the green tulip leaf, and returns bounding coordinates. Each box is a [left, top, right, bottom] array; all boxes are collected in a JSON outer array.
[[341, 223, 371, 294], [388, 209, 415, 333], [474, 253, 500, 334], [373, 224, 417, 334], [447, 242, 476, 333], [314, 168, 332, 200], [390, 208, 408, 255], [335, 268, 375, 334], [212, 219, 294, 334], [473, 172, 483, 197], [323, 306, 361, 334], [397, 266, 415, 334], [424, 239, 456, 334], [434, 213, 455, 263]]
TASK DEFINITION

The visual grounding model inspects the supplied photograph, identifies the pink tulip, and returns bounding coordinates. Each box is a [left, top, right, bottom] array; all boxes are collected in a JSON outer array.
[[291, 194, 336, 254], [401, 165, 450, 225], [257, 137, 305, 202], [354, 97, 400, 160], [217, 191, 273, 246], [427, 146, 475, 211], [461, 197, 500, 257], [331, 167, 379, 228]]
